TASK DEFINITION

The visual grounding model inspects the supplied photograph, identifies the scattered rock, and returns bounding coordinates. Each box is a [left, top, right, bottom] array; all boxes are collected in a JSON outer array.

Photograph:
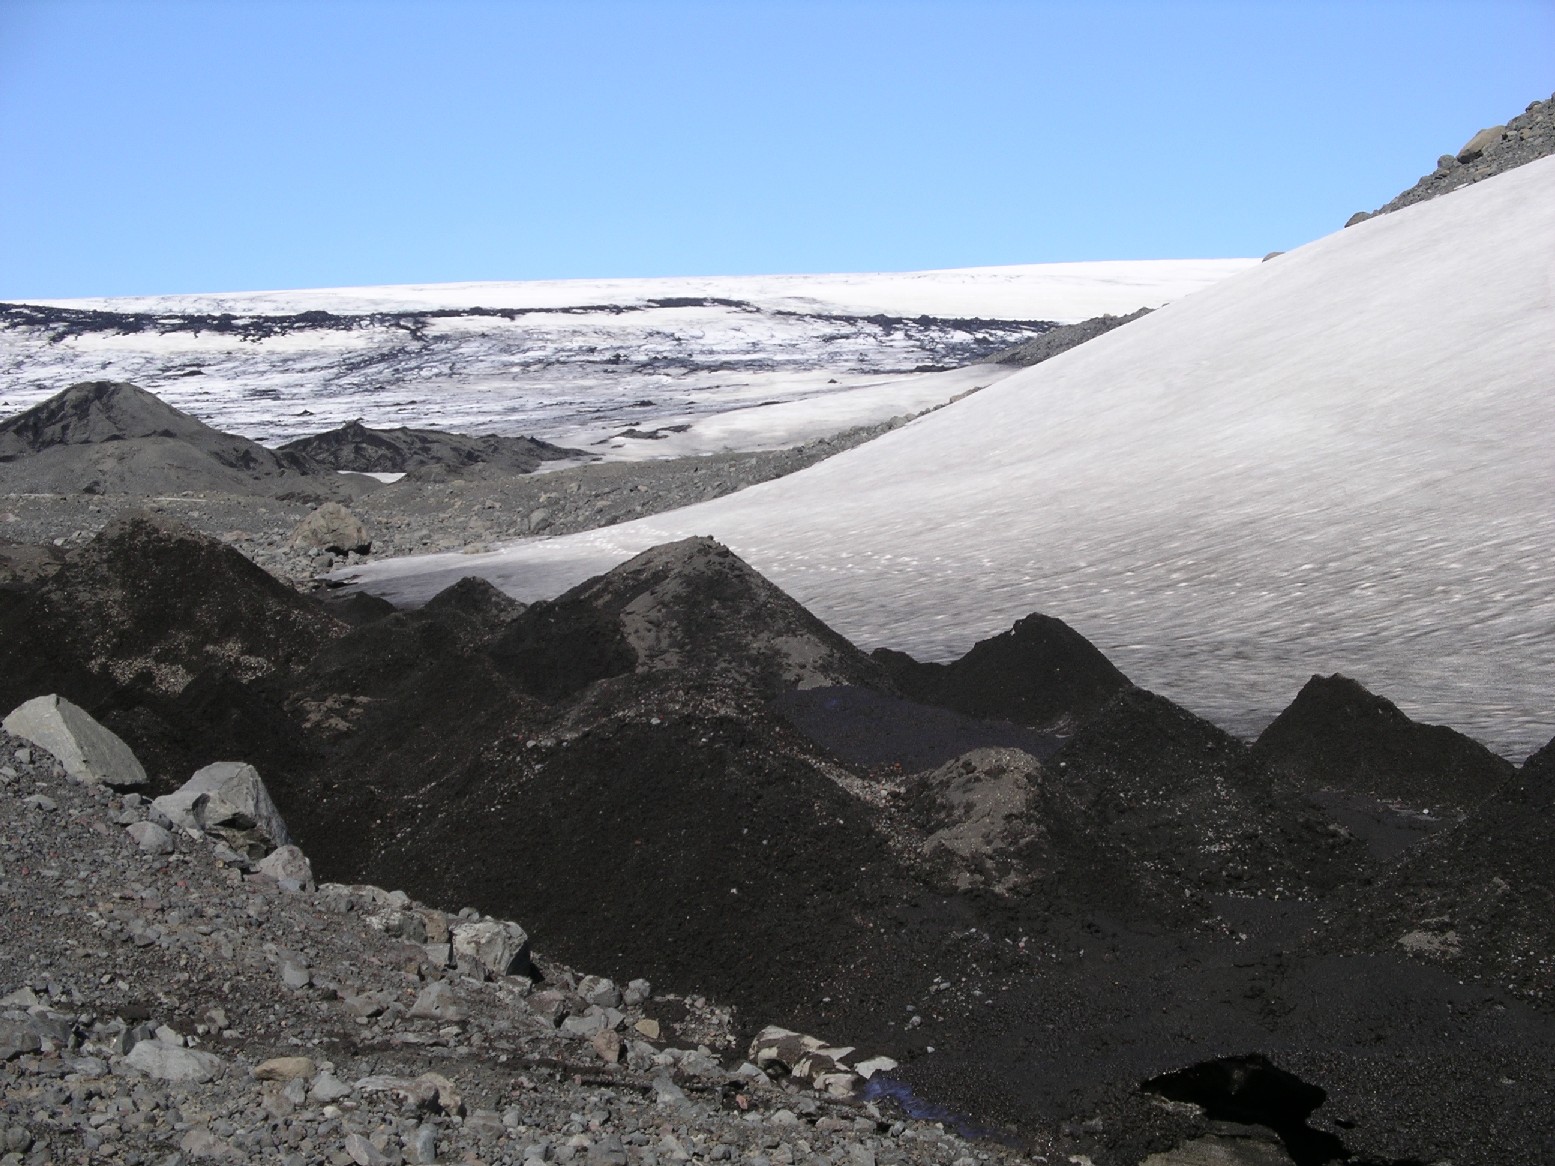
[[2, 693, 147, 788], [290, 502, 372, 555]]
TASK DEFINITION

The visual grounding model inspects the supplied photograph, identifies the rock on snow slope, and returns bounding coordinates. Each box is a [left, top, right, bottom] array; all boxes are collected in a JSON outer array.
[[345, 154, 1555, 760]]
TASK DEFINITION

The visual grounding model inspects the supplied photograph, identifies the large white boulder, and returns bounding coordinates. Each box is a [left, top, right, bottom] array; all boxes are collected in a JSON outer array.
[[451, 919, 531, 978], [152, 761, 291, 853], [2, 694, 147, 789]]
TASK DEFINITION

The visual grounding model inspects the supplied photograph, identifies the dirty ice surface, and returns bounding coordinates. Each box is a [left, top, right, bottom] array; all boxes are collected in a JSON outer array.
[[343, 157, 1555, 760], [0, 261, 1251, 454]]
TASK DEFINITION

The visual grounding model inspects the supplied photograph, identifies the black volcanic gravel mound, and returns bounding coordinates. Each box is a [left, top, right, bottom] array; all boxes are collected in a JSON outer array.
[[557, 536, 893, 697], [486, 599, 639, 702], [1051, 687, 1366, 905], [873, 612, 1129, 732], [1328, 727, 1555, 1005], [3, 522, 1553, 1163], [987, 307, 1152, 367], [277, 417, 586, 474], [1251, 673, 1515, 813], [0, 379, 367, 499]]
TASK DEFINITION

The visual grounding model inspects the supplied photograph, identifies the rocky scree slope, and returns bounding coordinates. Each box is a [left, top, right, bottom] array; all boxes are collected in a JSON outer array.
[[3, 517, 1555, 1162], [1, 723, 1019, 1166], [0, 382, 373, 502]]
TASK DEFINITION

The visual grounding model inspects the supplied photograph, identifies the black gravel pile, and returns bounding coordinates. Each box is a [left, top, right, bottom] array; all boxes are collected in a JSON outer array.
[[0, 380, 369, 500], [278, 418, 586, 474], [986, 308, 1152, 367], [4, 517, 1555, 1163], [873, 612, 1131, 732], [1250, 673, 1515, 814]]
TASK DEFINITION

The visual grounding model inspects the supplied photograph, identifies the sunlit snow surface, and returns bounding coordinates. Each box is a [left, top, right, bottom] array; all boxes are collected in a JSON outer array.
[[345, 157, 1555, 759], [0, 260, 1251, 454]]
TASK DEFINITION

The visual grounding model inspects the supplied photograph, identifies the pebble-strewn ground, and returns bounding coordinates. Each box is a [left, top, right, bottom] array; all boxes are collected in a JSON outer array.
[[0, 728, 1034, 1166]]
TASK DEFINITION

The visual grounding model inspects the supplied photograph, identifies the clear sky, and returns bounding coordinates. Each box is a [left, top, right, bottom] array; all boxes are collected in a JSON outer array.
[[2, 0, 1552, 299]]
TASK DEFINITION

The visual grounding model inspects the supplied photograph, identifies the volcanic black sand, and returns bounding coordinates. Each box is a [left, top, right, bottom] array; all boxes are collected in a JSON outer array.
[[3, 513, 1552, 1165]]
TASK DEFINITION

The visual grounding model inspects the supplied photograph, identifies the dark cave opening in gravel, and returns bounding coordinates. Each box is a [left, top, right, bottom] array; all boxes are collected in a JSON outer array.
[[1142, 1054, 1351, 1165]]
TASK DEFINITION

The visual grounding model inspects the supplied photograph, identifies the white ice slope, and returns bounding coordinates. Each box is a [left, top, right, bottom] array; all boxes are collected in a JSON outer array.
[[345, 156, 1555, 759]]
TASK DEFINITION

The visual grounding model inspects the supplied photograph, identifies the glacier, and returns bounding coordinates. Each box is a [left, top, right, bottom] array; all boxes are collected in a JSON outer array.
[[0, 260, 1251, 455]]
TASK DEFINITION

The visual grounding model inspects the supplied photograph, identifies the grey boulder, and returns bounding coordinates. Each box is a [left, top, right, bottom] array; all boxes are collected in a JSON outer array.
[[125, 1039, 225, 1083], [152, 761, 291, 853], [451, 918, 530, 978], [3, 694, 147, 789]]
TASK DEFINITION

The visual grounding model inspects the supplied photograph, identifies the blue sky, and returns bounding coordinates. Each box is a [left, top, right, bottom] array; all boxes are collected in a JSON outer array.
[[2, 0, 1551, 298]]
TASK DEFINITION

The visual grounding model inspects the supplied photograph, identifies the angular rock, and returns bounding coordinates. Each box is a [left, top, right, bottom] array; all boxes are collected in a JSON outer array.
[[125, 1039, 225, 1083], [126, 820, 175, 855], [451, 918, 530, 978], [408, 981, 467, 1022], [152, 761, 291, 852], [577, 975, 621, 1009], [256, 844, 314, 887], [253, 1055, 316, 1081], [2, 694, 147, 789], [1458, 124, 1507, 162], [290, 502, 372, 555], [0, 1019, 41, 1061], [590, 1029, 624, 1064]]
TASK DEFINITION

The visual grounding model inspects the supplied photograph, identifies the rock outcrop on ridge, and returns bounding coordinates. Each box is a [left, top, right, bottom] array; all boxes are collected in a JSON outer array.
[[1347, 91, 1555, 223], [3, 515, 1555, 1163], [0, 381, 373, 500], [277, 418, 588, 475]]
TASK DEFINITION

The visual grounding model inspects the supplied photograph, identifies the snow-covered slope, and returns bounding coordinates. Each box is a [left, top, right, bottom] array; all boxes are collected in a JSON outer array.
[[345, 156, 1555, 758], [0, 260, 1251, 455]]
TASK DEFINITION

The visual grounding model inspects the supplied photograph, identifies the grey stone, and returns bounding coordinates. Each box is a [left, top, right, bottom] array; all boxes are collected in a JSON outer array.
[[3, 694, 148, 789], [451, 918, 530, 978], [21, 794, 56, 813], [577, 975, 621, 1009], [280, 960, 311, 990], [257, 844, 314, 887], [125, 1039, 225, 1083], [408, 981, 467, 1022], [0, 1019, 41, 1061], [622, 978, 652, 1007], [290, 503, 372, 555], [406, 1125, 438, 1165], [127, 820, 175, 854], [345, 1132, 394, 1166], [152, 761, 290, 850], [309, 1071, 353, 1103], [1458, 124, 1506, 162]]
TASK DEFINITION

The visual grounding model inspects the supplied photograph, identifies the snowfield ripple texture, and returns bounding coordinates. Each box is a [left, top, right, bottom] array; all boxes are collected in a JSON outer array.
[[348, 156, 1555, 760]]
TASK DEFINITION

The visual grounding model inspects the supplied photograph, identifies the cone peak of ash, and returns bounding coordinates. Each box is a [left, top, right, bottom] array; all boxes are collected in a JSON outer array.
[[1250, 672, 1515, 813], [277, 417, 588, 474], [529, 536, 891, 698], [873, 610, 1130, 733], [0, 380, 367, 498]]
